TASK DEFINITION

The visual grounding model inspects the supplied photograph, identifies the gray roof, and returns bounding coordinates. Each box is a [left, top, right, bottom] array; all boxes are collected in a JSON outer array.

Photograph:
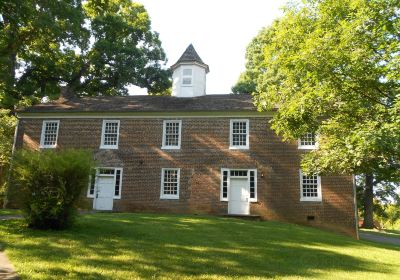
[[20, 94, 258, 114], [171, 44, 209, 72]]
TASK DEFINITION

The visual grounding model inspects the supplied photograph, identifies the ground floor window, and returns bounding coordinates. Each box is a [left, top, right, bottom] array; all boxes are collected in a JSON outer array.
[[87, 167, 123, 199], [299, 169, 321, 202], [160, 168, 180, 199], [220, 168, 257, 202]]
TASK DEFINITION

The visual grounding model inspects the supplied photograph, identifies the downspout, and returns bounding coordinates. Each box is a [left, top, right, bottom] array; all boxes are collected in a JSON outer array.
[[352, 174, 359, 239], [3, 118, 19, 208]]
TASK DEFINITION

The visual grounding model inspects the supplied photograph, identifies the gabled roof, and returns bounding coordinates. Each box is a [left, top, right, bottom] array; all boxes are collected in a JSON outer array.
[[19, 94, 258, 114], [171, 44, 209, 73]]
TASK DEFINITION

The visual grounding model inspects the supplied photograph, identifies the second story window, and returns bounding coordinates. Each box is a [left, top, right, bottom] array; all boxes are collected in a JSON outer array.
[[100, 120, 120, 149], [40, 120, 60, 148], [182, 68, 192, 86], [298, 132, 317, 149], [230, 119, 249, 149], [162, 120, 182, 149]]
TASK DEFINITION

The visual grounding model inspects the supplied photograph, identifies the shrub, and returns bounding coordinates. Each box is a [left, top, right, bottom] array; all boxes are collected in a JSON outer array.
[[12, 149, 93, 229]]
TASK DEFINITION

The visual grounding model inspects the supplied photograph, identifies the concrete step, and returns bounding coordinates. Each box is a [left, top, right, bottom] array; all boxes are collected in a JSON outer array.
[[222, 214, 262, 221]]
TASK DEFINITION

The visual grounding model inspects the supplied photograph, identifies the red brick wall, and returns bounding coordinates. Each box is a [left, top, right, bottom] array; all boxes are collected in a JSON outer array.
[[15, 117, 358, 237]]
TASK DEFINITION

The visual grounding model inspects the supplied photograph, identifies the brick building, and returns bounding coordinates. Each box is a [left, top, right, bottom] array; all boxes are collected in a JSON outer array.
[[13, 45, 358, 237]]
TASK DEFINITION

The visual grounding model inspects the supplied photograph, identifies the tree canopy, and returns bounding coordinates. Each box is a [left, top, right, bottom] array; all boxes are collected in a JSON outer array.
[[234, 0, 400, 228], [235, 0, 400, 180], [0, 0, 171, 109]]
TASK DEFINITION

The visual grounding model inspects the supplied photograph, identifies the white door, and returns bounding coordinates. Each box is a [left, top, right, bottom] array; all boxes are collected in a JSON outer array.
[[228, 178, 250, 215], [93, 176, 114, 210]]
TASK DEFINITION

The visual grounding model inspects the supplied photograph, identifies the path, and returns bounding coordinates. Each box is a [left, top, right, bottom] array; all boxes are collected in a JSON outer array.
[[0, 216, 21, 279], [359, 232, 400, 246]]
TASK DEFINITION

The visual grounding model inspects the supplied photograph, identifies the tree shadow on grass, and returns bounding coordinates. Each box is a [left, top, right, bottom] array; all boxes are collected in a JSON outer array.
[[0, 213, 398, 279]]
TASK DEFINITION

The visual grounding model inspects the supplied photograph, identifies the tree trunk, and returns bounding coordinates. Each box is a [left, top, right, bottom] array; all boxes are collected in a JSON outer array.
[[362, 174, 374, 229]]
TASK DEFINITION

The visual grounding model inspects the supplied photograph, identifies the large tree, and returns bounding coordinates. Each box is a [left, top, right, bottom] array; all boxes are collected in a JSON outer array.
[[0, 0, 171, 109], [0, 1, 171, 200], [234, 0, 400, 228]]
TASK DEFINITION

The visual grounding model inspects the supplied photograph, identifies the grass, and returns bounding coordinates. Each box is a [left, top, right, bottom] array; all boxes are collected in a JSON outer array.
[[360, 228, 400, 239], [0, 213, 400, 279], [0, 208, 22, 216]]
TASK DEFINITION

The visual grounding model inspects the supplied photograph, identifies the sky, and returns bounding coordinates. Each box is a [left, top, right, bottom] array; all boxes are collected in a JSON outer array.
[[132, 0, 289, 95]]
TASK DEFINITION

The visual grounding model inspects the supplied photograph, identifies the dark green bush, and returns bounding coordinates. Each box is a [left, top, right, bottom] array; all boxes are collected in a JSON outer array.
[[12, 149, 93, 229]]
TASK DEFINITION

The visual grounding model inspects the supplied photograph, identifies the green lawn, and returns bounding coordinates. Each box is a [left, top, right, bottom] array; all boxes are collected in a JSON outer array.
[[0, 208, 22, 216], [1, 213, 400, 279]]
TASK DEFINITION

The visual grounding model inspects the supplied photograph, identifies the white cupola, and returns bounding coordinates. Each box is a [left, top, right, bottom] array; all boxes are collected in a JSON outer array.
[[171, 44, 209, 97]]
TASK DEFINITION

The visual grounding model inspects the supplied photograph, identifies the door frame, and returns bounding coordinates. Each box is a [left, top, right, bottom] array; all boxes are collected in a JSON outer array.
[[220, 168, 257, 203], [88, 167, 123, 210]]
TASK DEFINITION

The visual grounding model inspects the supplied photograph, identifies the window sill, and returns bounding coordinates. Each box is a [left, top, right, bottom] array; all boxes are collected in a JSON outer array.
[[300, 198, 322, 202], [298, 146, 316, 150], [40, 145, 57, 149], [161, 146, 181, 150], [229, 146, 249, 150], [99, 146, 119, 150], [160, 196, 179, 200], [113, 196, 121, 200]]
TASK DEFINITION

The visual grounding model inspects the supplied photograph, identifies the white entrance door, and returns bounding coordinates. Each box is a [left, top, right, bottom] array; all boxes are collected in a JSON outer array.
[[93, 176, 114, 210], [228, 178, 250, 215]]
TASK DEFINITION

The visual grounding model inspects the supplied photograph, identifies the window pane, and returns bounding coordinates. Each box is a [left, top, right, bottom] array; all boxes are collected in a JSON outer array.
[[232, 121, 247, 147], [183, 69, 192, 75], [43, 121, 58, 146], [115, 170, 121, 196], [103, 121, 119, 146], [163, 169, 179, 195], [300, 132, 316, 146], [164, 121, 180, 147], [249, 171, 255, 199], [302, 173, 319, 197], [222, 170, 228, 198], [182, 77, 192, 85]]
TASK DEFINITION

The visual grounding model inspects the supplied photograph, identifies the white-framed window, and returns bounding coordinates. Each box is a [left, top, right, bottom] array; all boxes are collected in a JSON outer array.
[[100, 120, 120, 149], [298, 132, 317, 149], [40, 120, 60, 148], [182, 68, 193, 86], [87, 169, 97, 197], [87, 167, 123, 199], [160, 168, 180, 199], [299, 169, 322, 202], [220, 168, 257, 202], [162, 120, 182, 149], [230, 119, 249, 149]]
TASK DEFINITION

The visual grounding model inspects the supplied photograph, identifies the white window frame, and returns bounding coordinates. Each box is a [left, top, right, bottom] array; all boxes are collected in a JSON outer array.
[[162, 120, 182, 150], [87, 169, 98, 198], [220, 168, 257, 202], [181, 68, 193, 86], [87, 167, 123, 199], [299, 169, 322, 202], [298, 132, 317, 149], [40, 120, 60, 148], [100, 120, 120, 149], [160, 168, 180, 200], [229, 119, 249, 150]]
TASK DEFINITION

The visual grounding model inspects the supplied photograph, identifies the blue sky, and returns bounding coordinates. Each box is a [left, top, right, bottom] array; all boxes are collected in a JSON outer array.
[[133, 0, 289, 95]]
